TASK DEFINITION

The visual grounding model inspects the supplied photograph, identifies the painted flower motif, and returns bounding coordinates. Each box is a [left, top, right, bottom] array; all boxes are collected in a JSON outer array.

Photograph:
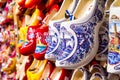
[[28, 33, 34, 39], [108, 52, 120, 64], [46, 22, 60, 56], [57, 1, 105, 66]]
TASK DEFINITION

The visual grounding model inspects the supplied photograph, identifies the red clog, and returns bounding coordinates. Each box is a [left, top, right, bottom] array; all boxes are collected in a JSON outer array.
[[33, 26, 48, 60], [19, 26, 37, 56], [33, 4, 59, 60]]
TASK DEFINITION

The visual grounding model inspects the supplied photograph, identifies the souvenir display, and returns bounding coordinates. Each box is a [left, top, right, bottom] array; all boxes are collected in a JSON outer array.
[[1, 0, 120, 80]]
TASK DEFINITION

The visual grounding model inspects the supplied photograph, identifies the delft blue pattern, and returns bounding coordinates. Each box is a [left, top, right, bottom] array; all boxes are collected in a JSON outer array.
[[108, 52, 120, 65], [57, 0, 105, 64], [35, 46, 46, 53], [46, 22, 60, 55], [56, 27, 75, 60]]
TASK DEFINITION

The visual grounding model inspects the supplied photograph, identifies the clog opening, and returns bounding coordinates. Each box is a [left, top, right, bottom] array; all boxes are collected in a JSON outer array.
[[113, 0, 120, 7], [74, 0, 94, 19], [28, 59, 40, 71], [72, 70, 84, 80], [91, 68, 100, 74], [52, 0, 74, 20], [92, 77, 101, 80]]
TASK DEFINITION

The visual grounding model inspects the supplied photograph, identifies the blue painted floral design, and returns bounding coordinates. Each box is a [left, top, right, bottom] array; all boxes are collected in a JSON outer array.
[[57, 27, 75, 60], [108, 52, 120, 65], [46, 22, 61, 56], [56, 0, 105, 65]]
